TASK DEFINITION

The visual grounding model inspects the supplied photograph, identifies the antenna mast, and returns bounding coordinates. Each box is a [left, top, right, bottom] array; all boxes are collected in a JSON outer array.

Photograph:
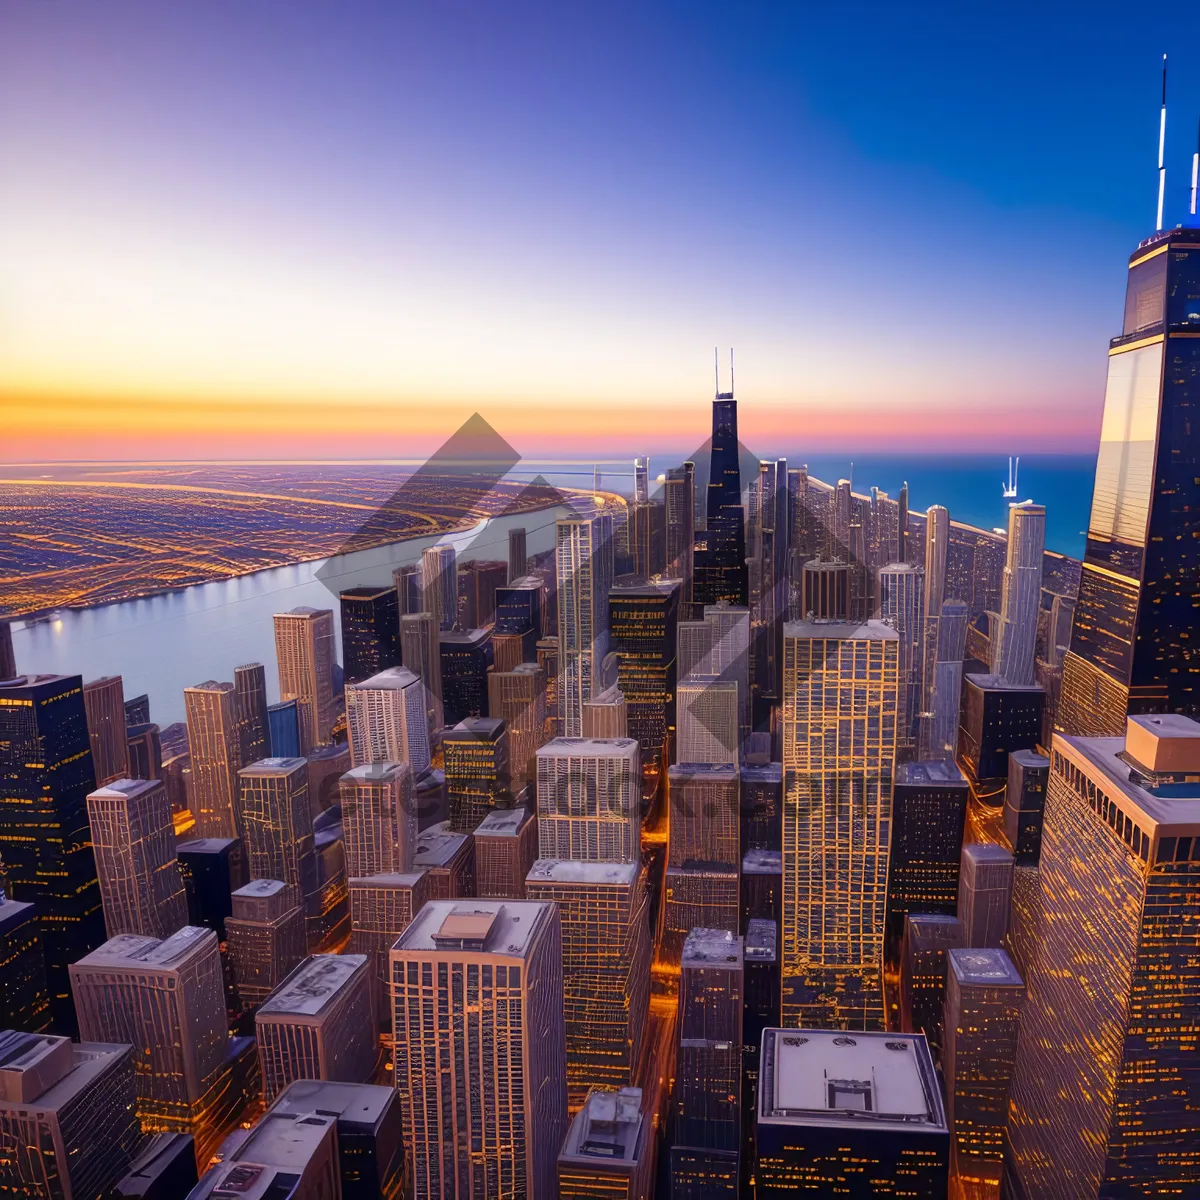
[[1157, 54, 1168, 232], [1192, 114, 1199, 217], [714, 347, 719, 397], [729, 348, 734, 397]]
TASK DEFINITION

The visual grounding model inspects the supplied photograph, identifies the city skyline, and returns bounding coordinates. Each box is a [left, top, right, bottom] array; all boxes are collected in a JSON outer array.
[[3, 5, 1200, 460]]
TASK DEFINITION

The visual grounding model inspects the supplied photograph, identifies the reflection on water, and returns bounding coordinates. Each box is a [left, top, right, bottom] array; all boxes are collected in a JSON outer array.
[[12, 506, 568, 727]]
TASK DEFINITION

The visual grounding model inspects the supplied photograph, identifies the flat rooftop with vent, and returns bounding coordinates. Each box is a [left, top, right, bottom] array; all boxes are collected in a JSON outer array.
[[258, 954, 368, 1017], [396, 899, 550, 957]]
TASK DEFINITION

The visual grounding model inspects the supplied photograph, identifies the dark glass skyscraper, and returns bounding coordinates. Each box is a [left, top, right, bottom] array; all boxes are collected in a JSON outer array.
[[694, 380, 748, 608], [0, 674, 105, 1032], [1059, 226, 1200, 735], [339, 586, 402, 685]]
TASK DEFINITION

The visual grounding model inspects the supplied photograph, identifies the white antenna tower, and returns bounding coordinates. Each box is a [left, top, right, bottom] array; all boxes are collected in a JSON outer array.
[[1002, 456, 1019, 500], [1157, 54, 1168, 232], [1191, 114, 1198, 217]]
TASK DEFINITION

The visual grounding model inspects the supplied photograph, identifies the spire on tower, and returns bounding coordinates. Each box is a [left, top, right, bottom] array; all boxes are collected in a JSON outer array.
[[1157, 54, 1168, 232]]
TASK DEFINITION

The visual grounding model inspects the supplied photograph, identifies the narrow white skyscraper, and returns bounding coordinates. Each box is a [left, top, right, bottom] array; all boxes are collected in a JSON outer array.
[[992, 502, 1045, 687], [344, 666, 431, 773]]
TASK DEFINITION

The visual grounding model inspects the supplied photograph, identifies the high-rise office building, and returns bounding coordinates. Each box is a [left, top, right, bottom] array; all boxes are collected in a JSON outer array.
[[876, 561, 925, 746], [394, 561, 422, 617], [340, 585, 402, 685], [305, 740, 350, 818], [628, 499, 665, 579], [693, 373, 748, 608], [488, 663, 546, 789], [0, 673, 105, 1031], [420, 543, 458, 631], [87, 778, 188, 940], [460, 559, 508, 628], [668, 763, 739, 873], [525, 859, 650, 1110], [798, 559, 850, 621], [83, 675, 130, 786], [473, 805, 538, 899], [0, 899, 50, 1033], [740, 761, 782, 852], [582, 684, 628, 739], [958, 842, 1013, 949], [267, 698, 301, 758], [557, 516, 614, 737], [664, 462, 696, 614], [225, 877, 306, 1007], [444, 717, 510, 831], [740, 848, 782, 929], [677, 603, 751, 751], [0, 1031, 142, 1199], [413, 822, 476, 899], [400, 611, 445, 736], [347, 870, 430, 1012], [991, 502, 1045, 687], [344, 666, 431, 773], [238, 757, 318, 914], [633, 455, 650, 504], [677, 677, 739, 765], [177, 836, 243, 940], [339, 761, 416, 878], [536, 737, 641, 864], [741, 919, 778, 1188], [496, 575, 545, 641], [885, 760, 968, 949], [943, 946, 1024, 1186], [492, 630, 530, 672], [558, 1087, 653, 1200], [750, 458, 789, 705], [439, 627, 493, 724], [390, 899, 568, 1200], [609, 577, 680, 771], [958, 672, 1044, 787], [233, 663, 270, 766], [184, 680, 243, 839], [900, 913, 964, 1065], [256, 953, 376, 1103], [1007, 714, 1200, 1194], [670, 928, 743, 1197], [1058, 228, 1200, 734], [924, 598, 969, 760], [273, 607, 336, 754], [126, 721, 163, 782], [123, 693, 151, 726], [921, 505, 950, 715], [0, 621, 14, 679], [782, 621, 899, 1028], [509, 525, 528, 582], [1004, 749, 1049, 866], [70, 925, 246, 1164], [756, 1028, 949, 1196]]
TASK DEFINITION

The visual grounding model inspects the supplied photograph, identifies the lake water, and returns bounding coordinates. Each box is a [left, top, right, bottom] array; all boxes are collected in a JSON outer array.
[[9, 453, 1096, 728]]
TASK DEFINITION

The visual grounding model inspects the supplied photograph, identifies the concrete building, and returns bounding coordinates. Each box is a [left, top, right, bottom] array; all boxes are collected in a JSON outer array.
[[558, 1087, 653, 1200], [183, 681, 243, 840], [556, 516, 614, 737], [345, 666, 431, 774], [487, 663, 547, 789], [0, 1030, 142, 1200], [582, 684, 628, 740], [399, 611, 444, 737], [83, 675, 129, 786], [676, 678, 739, 765], [339, 761, 417, 879], [256, 953, 376, 1104], [390, 900, 568, 1199], [87, 778, 189, 939], [756, 1028, 949, 1196], [413, 822, 475, 899], [347, 870, 430, 1015], [225, 879, 307, 1009], [474, 806, 539, 899], [958, 843, 1014, 949], [273, 607, 336, 753]]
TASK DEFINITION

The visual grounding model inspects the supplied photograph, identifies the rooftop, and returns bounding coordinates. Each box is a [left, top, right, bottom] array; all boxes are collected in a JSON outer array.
[[271, 1078, 395, 1132], [744, 919, 777, 961], [414, 823, 470, 869], [760, 1028, 947, 1133], [559, 1087, 645, 1166], [348, 667, 422, 692], [1125, 713, 1200, 775], [784, 619, 900, 643], [742, 849, 783, 874], [240, 756, 307, 777], [235, 1109, 336, 1171], [474, 806, 531, 837], [669, 762, 738, 780], [87, 777, 159, 800], [527, 858, 640, 886], [277, 606, 330, 618], [340, 762, 411, 786], [177, 837, 239, 854], [963, 672, 1044, 694], [609, 577, 682, 597], [961, 842, 1013, 866], [0, 898, 36, 931], [348, 870, 427, 889], [233, 879, 289, 899], [895, 759, 967, 787], [740, 761, 782, 782], [537, 736, 639, 758], [0, 1033, 130, 1111], [681, 928, 743, 969], [948, 947, 1024, 989], [1009, 749, 1049, 770], [396, 899, 550, 958], [258, 954, 367, 1018], [445, 717, 506, 740], [77, 925, 213, 970]]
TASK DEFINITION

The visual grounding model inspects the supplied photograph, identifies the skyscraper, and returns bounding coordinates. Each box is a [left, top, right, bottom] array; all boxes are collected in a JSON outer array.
[[225, 878, 306, 1009], [420, 543, 458, 630], [750, 458, 788, 704], [921, 504, 950, 716], [487, 663, 546, 789], [238, 757, 318, 915], [536, 737, 641, 864], [900, 913, 964, 1065], [1004, 748, 1049, 866], [460, 559, 508, 628], [69, 925, 247, 1164], [676, 678, 739, 765], [339, 761, 416, 878], [756, 1028, 949, 1197], [1059, 227, 1200, 735], [669, 928, 743, 1196], [256, 953, 376, 1103], [740, 761, 782, 852], [0, 1031, 142, 1199], [664, 462, 696, 614], [444, 717, 510, 831], [125, 720, 163, 783], [582, 683, 628, 739], [992, 501, 1045, 687], [391, 900, 568, 1200], [694, 365, 748, 608], [177, 836, 242, 940], [273, 607, 336, 754], [83, 675, 130, 786], [267, 698, 301, 758], [340, 585, 402, 684], [0, 899, 50, 1033], [0, 673, 105, 1031], [781, 620, 899, 1028], [344, 666, 431, 773], [413, 821, 476, 898], [439, 626, 493, 725], [557, 515, 614, 737], [558, 1087, 653, 1200], [394, 561, 422, 616], [0, 621, 14, 679], [924, 598, 969, 760], [677, 603, 751, 751], [233, 663, 270, 766], [958, 842, 1014, 949], [473, 805, 538, 899], [509, 525, 528, 582], [1007, 714, 1200, 1194], [183, 680, 243, 840], [400, 610, 445, 736], [525, 859, 650, 1110], [87, 778, 189, 940], [943, 946, 1024, 1188], [876, 561, 925, 747]]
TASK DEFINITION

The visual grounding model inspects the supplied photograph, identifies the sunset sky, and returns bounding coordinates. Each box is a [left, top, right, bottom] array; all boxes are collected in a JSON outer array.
[[2, 2, 1198, 461]]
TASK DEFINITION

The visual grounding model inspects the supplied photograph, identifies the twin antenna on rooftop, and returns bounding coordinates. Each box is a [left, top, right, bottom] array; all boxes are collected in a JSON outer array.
[[1155, 54, 1200, 230], [714, 347, 734, 400]]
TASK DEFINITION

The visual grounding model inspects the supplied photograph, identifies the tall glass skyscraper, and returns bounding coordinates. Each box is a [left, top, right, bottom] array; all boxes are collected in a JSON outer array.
[[694, 380, 748, 608], [1059, 227, 1200, 734]]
